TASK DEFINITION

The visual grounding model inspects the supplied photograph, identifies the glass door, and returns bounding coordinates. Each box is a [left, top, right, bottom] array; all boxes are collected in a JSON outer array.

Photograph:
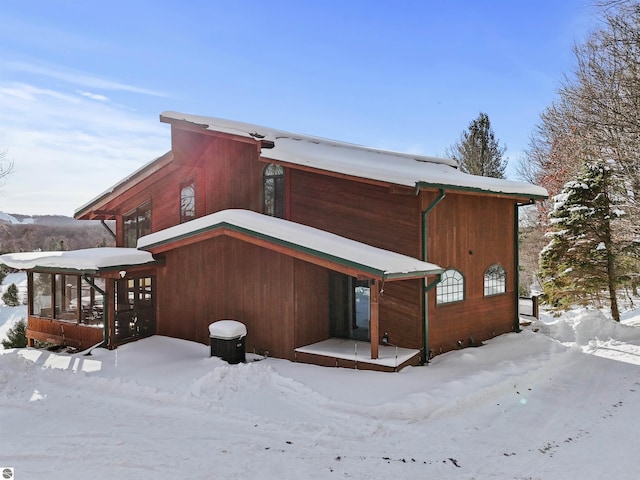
[[329, 274, 370, 341]]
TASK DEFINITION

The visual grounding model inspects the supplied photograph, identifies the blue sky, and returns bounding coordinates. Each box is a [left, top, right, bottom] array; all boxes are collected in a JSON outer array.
[[0, 0, 596, 216]]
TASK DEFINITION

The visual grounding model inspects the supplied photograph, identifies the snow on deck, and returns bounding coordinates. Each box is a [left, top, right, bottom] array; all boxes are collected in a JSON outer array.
[[0, 247, 156, 272], [137, 209, 443, 279], [162, 111, 548, 198], [294, 338, 420, 369]]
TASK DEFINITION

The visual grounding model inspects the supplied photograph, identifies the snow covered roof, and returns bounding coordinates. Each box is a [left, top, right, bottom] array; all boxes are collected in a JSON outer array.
[[138, 209, 443, 281], [0, 248, 156, 273], [161, 111, 548, 199], [75, 151, 174, 219]]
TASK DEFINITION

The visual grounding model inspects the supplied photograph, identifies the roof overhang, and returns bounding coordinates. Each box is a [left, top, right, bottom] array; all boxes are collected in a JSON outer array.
[[74, 151, 174, 220], [413, 181, 548, 202], [0, 248, 158, 275], [138, 209, 443, 282]]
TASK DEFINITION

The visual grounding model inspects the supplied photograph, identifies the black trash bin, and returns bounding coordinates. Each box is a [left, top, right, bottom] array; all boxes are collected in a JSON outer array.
[[208, 320, 247, 364]]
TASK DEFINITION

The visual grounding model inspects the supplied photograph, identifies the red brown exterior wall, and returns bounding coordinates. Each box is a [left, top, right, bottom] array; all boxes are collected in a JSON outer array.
[[154, 235, 329, 360], [425, 191, 517, 355], [288, 169, 424, 347]]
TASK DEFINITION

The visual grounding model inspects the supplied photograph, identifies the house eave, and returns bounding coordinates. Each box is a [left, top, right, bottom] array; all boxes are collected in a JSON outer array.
[[74, 151, 174, 220], [414, 181, 548, 201], [138, 210, 443, 281]]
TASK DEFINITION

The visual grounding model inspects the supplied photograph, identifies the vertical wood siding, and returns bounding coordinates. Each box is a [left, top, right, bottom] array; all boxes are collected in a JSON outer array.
[[288, 169, 424, 346], [425, 191, 517, 354], [155, 236, 330, 360], [289, 170, 421, 256]]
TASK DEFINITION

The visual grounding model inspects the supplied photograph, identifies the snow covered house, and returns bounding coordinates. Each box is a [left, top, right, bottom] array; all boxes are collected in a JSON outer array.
[[1, 112, 547, 371]]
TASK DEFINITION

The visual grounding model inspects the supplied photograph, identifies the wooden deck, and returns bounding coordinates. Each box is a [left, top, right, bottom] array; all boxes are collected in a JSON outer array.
[[294, 338, 421, 372]]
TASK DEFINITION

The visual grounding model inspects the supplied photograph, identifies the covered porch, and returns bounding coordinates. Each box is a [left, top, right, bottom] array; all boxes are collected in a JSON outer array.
[[138, 209, 443, 364], [0, 248, 158, 350]]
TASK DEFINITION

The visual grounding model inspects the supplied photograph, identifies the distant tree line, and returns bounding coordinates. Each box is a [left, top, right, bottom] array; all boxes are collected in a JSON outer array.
[[0, 222, 114, 254]]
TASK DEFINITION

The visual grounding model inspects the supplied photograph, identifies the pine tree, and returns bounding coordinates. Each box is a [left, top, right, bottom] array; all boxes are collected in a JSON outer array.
[[1, 318, 27, 349], [539, 161, 636, 321], [447, 112, 507, 178], [2, 283, 20, 307]]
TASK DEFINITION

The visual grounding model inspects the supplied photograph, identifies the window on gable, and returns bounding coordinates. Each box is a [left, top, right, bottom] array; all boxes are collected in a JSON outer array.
[[180, 181, 196, 224], [123, 202, 151, 248], [436, 269, 465, 305], [263, 163, 285, 218], [484, 264, 506, 296]]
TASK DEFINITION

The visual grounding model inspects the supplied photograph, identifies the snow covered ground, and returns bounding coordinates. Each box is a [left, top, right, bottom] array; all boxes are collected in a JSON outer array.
[[1, 271, 640, 479]]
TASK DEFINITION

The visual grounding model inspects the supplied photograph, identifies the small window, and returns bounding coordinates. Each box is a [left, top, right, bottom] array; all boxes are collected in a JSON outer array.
[[436, 269, 465, 304], [484, 264, 506, 296], [180, 181, 195, 223], [263, 164, 285, 218], [123, 202, 151, 248]]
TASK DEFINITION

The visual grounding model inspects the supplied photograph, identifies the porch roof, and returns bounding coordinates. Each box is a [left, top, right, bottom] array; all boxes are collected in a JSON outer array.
[[137, 209, 443, 281], [0, 247, 156, 274]]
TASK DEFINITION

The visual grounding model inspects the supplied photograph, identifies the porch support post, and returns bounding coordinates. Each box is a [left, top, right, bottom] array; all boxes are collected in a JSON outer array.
[[370, 279, 379, 360], [107, 279, 116, 349]]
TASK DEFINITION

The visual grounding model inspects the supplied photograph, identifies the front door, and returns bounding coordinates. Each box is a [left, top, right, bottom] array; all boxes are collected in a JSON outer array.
[[114, 276, 156, 342], [329, 273, 370, 341]]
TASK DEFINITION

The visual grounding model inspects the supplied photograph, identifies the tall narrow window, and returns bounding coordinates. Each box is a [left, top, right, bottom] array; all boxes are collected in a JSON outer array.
[[54, 274, 80, 321], [123, 202, 151, 248], [180, 181, 195, 223], [436, 269, 465, 305], [31, 272, 52, 318], [263, 164, 285, 218], [484, 264, 506, 296]]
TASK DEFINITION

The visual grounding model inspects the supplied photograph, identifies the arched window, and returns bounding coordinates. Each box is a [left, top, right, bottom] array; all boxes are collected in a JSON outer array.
[[484, 264, 506, 296], [263, 164, 285, 218], [436, 269, 465, 304]]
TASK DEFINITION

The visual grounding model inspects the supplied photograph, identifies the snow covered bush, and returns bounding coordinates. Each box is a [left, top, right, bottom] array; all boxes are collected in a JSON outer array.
[[2, 283, 20, 307], [1, 318, 27, 349]]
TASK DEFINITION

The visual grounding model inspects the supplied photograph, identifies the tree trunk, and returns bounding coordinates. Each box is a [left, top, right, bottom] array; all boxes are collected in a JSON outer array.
[[606, 245, 620, 322]]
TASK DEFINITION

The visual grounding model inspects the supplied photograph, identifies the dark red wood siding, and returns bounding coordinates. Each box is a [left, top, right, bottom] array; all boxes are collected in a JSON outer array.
[[288, 169, 424, 347], [289, 169, 421, 256], [425, 191, 517, 354], [155, 236, 329, 360], [26, 317, 103, 349]]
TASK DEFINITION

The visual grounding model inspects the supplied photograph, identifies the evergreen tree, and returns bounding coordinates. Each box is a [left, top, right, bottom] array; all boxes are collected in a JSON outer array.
[[1, 318, 27, 349], [447, 112, 507, 178], [539, 161, 637, 321], [2, 283, 20, 307]]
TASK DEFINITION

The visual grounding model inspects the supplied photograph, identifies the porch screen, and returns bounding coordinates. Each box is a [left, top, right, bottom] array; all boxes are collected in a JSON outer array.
[[31, 272, 52, 318], [54, 274, 80, 321]]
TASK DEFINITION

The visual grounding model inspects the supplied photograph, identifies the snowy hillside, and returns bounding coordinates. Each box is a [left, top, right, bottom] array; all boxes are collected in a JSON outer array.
[[0, 211, 102, 227], [0, 212, 21, 224], [1, 273, 639, 479]]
